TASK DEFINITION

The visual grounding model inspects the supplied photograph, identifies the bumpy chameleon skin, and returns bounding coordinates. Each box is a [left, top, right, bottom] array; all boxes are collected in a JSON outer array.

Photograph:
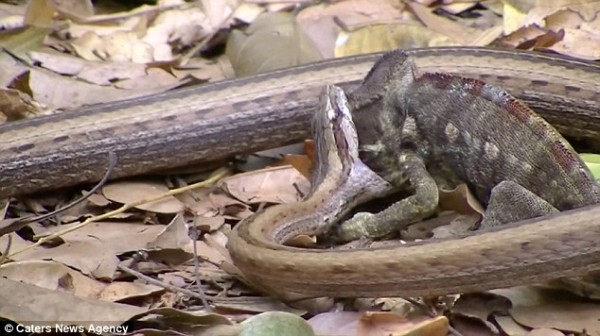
[[338, 51, 600, 241]]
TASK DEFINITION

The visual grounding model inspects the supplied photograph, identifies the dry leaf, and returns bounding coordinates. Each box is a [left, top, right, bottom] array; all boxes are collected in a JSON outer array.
[[221, 165, 310, 205], [24, 0, 56, 28], [510, 302, 600, 335], [408, 1, 490, 45], [59, 221, 166, 254], [226, 12, 322, 76], [142, 7, 213, 61], [28, 66, 175, 110], [147, 215, 191, 250], [298, 0, 407, 58], [183, 240, 226, 266], [441, 2, 478, 15], [1, 232, 119, 279], [86, 192, 110, 207], [401, 212, 463, 240], [527, 328, 566, 336], [48, 0, 94, 19], [494, 315, 530, 335], [0, 26, 49, 62], [501, 24, 550, 48], [430, 214, 479, 239], [115, 67, 179, 90], [232, 2, 264, 23], [0, 88, 46, 121], [0, 3, 26, 30], [452, 293, 512, 321], [98, 281, 164, 302], [547, 28, 600, 60], [503, 0, 529, 34], [438, 183, 485, 216], [335, 23, 457, 58], [283, 154, 313, 179], [171, 55, 230, 82], [0, 277, 145, 325], [358, 312, 449, 336], [0, 260, 106, 299], [102, 181, 184, 214], [193, 215, 225, 232], [298, 0, 406, 30]]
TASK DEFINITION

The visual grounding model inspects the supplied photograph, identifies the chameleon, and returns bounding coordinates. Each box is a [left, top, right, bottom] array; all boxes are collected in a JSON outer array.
[[332, 50, 600, 242], [227, 50, 600, 300]]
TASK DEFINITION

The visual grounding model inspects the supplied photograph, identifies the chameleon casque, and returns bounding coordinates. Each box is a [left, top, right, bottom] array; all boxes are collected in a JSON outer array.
[[333, 50, 600, 241]]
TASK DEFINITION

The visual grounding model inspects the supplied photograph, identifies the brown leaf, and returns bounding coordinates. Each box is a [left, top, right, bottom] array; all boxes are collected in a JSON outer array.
[[494, 315, 530, 335], [221, 165, 310, 205], [308, 311, 361, 335], [147, 215, 191, 250], [283, 154, 313, 179], [0, 88, 45, 121], [98, 281, 164, 302], [0, 277, 145, 325], [528, 328, 566, 336], [438, 183, 485, 216], [0, 260, 106, 299], [510, 302, 600, 335], [358, 312, 448, 336], [193, 215, 225, 232], [47, 0, 94, 19], [0, 232, 118, 279], [58, 221, 166, 254], [452, 293, 512, 321], [298, 0, 406, 31], [407, 1, 482, 45], [102, 180, 184, 214], [226, 12, 322, 76]]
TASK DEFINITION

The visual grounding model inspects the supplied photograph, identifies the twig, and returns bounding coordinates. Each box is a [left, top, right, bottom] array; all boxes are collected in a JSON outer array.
[[189, 223, 212, 311]]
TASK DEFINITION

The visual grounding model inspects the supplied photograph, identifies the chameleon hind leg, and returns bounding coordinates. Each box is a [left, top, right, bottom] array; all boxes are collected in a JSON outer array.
[[480, 180, 559, 228]]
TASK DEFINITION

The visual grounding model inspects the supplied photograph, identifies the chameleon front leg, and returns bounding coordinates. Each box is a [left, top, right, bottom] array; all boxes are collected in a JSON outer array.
[[333, 166, 561, 241], [332, 150, 439, 242]]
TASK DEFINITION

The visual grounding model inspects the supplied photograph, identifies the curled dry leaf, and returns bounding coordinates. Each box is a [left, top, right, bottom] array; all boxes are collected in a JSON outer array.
[[438, 183, 484, 216]]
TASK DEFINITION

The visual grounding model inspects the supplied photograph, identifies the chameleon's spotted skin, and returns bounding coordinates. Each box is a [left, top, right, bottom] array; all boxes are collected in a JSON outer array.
[[335, 50, 600, 241]]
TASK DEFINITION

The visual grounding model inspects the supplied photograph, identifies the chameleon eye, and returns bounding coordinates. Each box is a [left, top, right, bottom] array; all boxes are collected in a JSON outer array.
[[400, 140, 418, 152]]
